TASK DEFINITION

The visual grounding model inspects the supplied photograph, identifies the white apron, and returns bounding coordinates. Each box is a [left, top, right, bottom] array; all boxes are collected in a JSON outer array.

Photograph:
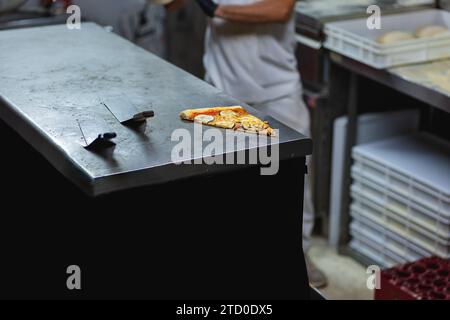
[[204, 0, 301, 106]]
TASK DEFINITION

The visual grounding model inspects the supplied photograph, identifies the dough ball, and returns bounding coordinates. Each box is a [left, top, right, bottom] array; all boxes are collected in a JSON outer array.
[[415, 25, 450, 38], [377, 31, 415, 44]]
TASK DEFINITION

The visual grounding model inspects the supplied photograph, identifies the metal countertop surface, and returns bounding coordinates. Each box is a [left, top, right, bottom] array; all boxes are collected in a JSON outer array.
[[0, 23, 311, 197]]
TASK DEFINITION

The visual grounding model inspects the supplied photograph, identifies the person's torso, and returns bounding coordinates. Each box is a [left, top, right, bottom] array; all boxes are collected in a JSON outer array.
[[204, 0, 300, 104]]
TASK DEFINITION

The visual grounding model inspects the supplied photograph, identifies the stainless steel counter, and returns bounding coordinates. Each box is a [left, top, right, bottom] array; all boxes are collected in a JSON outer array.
[[0, 23, 311, 197]]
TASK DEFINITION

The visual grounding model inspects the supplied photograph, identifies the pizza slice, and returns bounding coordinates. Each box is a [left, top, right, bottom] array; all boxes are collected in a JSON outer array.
[[179, 106, 276, 136]]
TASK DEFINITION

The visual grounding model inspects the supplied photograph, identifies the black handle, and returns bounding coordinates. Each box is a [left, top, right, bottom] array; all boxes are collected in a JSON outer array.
[[102, 132, 117, 140], [141, 111, 155, 118], [133, 111, 155, 121]]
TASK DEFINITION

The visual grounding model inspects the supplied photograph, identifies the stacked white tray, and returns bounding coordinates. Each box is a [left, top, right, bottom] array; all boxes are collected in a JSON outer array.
[[350, 133, 450, 267], [324, 9, 450, 69]]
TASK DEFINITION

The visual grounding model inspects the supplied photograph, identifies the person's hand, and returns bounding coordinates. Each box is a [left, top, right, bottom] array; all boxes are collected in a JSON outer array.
[[194, 0, 218, 17]]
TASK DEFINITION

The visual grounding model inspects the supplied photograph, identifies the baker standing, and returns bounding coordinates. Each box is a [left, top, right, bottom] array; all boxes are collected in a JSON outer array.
[[153, 0, 327, 288]]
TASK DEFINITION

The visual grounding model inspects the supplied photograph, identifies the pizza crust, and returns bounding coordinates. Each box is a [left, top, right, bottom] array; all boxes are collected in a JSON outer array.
[[180, 106, 245, 121]]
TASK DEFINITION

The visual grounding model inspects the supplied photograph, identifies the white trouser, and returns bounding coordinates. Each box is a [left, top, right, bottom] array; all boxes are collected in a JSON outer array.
[[251, 88, 314, 252]]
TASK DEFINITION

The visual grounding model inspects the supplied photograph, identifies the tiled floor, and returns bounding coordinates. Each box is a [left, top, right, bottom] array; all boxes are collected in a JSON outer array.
[[308, 237, 374, 300]]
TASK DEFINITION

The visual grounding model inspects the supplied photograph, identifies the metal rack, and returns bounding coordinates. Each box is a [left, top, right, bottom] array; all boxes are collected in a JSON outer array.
[[328, 52, 450, 264]]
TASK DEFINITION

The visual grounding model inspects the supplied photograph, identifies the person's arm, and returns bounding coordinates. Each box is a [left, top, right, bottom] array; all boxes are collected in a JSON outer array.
[[195, 0, 296, 23]]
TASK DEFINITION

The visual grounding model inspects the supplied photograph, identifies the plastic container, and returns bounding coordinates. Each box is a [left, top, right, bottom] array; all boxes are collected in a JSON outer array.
[[350, 211, 430, 264], [324, 9, 450, 68], [328, 110, 420, 248], [375, 257, 450, 300], [352, 133, 450, 219], [352, 165, 450, 240], [349, 238, 402, 269], [351, 179, 450, 258], [352, 156, 450, 221]]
